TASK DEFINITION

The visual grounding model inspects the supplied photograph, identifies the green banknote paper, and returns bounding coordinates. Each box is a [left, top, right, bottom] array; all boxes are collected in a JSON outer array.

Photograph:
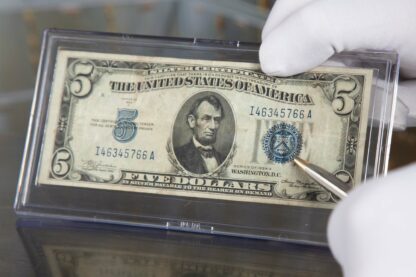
[[38, 50, 372, 208]]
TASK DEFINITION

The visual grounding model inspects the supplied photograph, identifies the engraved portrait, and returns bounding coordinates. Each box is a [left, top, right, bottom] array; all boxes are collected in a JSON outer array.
[[172, 91, 235, 174]]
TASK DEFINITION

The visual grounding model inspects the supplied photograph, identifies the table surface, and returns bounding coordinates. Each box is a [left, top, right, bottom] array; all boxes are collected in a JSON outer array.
[[1, 99, 344, 277]]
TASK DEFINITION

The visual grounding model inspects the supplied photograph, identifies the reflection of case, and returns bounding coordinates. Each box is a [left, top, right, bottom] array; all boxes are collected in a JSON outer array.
[[14, 29, 399, 245], [17, 218, 342, 276]]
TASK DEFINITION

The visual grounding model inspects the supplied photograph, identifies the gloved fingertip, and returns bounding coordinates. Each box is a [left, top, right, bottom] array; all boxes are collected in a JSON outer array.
[[259, 20, 336, 77], [259, 62, 293, 77], [261, 29, 270, 42], [259, 40, 294, 77], [261, 21, 274, 41]]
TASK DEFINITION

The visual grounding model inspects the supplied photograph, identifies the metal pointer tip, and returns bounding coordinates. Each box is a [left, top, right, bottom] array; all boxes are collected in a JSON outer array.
[[293, 157, 349, 200]]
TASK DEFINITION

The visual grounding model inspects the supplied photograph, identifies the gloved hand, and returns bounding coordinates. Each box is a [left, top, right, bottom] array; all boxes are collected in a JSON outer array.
[[260, 0, 416, 129], [328, 164, 416, 277], [260, 0, 416, 276]]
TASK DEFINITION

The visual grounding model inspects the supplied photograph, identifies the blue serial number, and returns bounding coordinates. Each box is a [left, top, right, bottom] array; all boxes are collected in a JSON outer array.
[[249, 106, 312, 119], [95, 146, 155, 160]]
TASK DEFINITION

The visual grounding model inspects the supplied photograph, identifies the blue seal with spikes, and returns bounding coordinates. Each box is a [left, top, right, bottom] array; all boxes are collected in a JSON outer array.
[[262, 123, 302, 164]]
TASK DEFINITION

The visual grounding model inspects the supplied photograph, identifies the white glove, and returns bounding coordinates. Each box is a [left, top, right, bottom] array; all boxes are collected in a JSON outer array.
[[260, 1, 416, 275], [260, 0, 416, 129], [327, 163, 416, 277]]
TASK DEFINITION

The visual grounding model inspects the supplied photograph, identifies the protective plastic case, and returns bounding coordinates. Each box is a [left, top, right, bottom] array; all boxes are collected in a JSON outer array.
[[15, 29, 399, 245]]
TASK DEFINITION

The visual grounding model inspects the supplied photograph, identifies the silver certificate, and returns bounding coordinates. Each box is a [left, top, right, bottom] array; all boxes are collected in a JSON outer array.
[[37, 50, 372, 209]]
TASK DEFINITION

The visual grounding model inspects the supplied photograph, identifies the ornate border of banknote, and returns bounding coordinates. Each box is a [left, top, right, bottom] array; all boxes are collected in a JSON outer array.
[[40, 52, 372, 207], [15, 29, 399, 245]]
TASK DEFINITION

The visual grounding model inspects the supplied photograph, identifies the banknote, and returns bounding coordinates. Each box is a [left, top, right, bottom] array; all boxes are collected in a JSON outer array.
[[38, 50, 372, 209]]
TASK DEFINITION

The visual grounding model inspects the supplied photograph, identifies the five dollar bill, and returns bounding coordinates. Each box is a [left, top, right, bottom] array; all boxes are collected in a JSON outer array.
[[38, 50, 372, 208]]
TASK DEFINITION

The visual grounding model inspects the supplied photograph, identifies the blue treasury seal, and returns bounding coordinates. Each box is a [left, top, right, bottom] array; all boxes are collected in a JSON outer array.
[[262, 123, 302, 164]]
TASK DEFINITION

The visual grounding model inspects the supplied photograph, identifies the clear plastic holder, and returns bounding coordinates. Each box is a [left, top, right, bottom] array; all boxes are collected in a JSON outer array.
[[14, 29, 399, 245]]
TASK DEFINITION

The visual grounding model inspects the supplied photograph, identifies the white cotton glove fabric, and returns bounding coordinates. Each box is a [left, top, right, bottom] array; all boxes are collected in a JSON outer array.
[[327, 163, 416, 277], [260, 0, 416, 129]]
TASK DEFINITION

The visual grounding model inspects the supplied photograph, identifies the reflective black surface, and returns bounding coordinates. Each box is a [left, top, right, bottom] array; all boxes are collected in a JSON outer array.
[[18, 218, 342, 277]]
